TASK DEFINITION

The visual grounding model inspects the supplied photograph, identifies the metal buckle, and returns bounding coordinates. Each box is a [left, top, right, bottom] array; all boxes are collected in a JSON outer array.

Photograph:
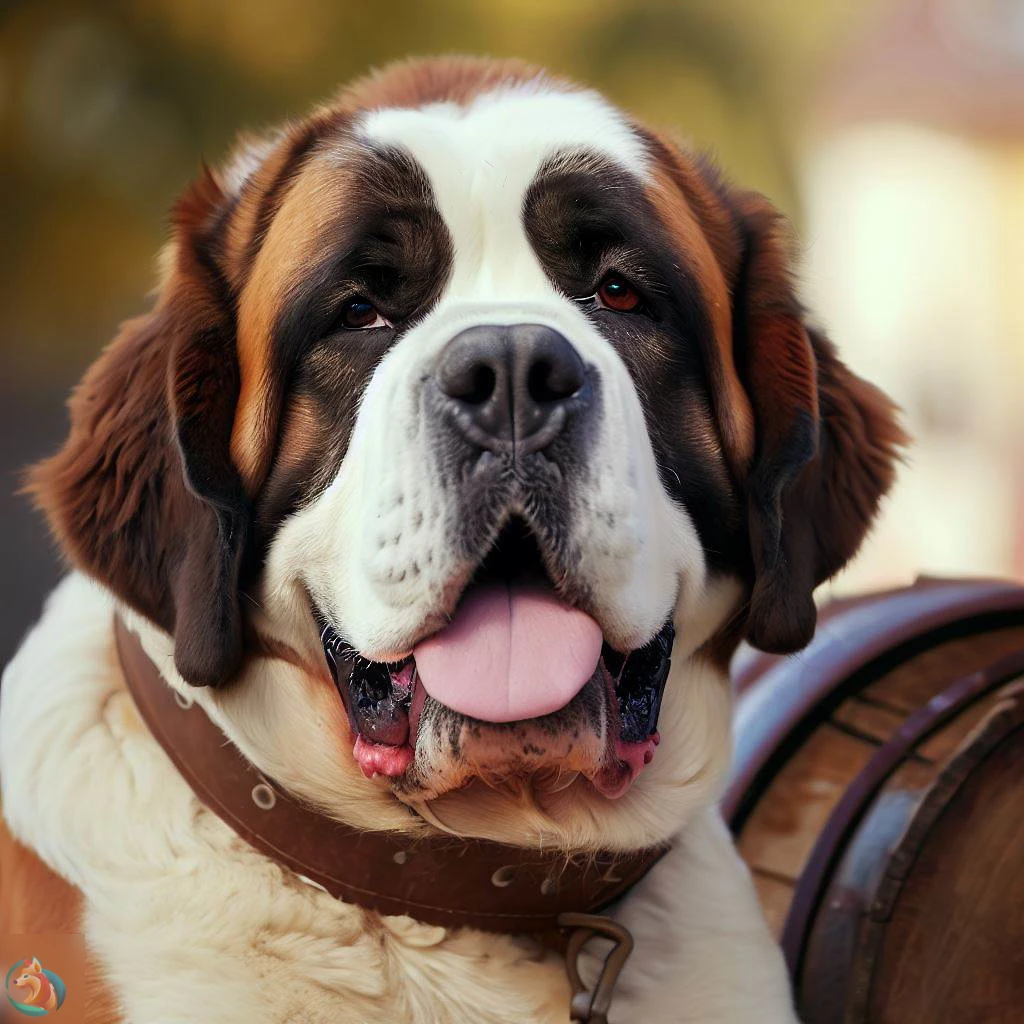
[[558, 912, 635, 1023]]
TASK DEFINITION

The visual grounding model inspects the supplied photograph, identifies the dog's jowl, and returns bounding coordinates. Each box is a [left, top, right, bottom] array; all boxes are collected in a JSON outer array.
[[1, 58, 903, 1024]]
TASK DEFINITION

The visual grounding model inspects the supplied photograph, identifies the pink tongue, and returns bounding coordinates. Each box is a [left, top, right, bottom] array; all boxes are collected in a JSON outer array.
[[414, 583, 603, 723]]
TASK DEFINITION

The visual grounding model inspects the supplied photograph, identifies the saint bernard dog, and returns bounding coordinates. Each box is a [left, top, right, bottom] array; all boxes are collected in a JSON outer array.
[[0, 57, 902, 1022]]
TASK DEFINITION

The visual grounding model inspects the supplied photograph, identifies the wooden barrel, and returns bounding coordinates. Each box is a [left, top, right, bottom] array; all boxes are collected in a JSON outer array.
[[725, 576, 1024, 1024]]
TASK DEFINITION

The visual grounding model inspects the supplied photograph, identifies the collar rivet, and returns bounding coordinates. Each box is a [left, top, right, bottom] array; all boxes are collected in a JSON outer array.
[[251, 782, 276, 810]]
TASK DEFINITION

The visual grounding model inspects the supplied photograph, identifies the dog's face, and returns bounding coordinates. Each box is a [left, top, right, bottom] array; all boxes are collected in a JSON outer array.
[[35, 59, 902, 848]]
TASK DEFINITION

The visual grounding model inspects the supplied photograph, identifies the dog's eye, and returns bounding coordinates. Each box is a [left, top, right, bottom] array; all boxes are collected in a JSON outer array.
[[340, 297, 389, 330], [595, 274, 642, 313]]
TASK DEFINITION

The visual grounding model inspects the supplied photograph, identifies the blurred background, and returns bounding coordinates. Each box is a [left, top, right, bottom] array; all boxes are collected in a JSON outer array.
[[1, 0, 1022, 665]]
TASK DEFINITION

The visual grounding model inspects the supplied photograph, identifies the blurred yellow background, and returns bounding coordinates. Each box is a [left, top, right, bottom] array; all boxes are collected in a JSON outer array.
[[1, 0, 1022, 662]]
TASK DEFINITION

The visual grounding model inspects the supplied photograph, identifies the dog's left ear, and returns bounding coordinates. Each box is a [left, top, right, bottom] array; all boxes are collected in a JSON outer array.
[[729, 191, 907, 653], [31, 167, 251, 686]]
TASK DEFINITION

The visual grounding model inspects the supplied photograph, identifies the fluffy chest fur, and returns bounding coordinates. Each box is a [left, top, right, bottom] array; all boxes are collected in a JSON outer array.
[[1, 576, 572, 1023], [2, 576, 799, 1024]]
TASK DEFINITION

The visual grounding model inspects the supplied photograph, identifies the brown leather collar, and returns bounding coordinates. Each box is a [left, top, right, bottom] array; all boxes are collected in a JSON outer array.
[[114, 614, 667, 938]]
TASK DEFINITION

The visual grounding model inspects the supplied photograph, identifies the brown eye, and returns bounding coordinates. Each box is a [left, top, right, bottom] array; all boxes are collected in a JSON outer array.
[[341, 297, 384, 329], [596, 274, 642, 312]]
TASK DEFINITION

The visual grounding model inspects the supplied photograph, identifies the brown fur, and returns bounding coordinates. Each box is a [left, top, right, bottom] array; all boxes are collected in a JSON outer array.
[[641, 137, 905, 652], [336, 55, 552, 113], [0, 815, 123, 1023], [726, 191, 906, 651], [223, 114, 344, 288], [231, 165, 352, 488], [0, 818, 81, 935], [645, 163, 755, 471], [29, 172, 250, 687]]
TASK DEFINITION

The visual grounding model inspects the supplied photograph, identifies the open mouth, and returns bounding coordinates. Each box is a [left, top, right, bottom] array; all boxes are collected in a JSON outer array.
[[318, 518, 675, 797]]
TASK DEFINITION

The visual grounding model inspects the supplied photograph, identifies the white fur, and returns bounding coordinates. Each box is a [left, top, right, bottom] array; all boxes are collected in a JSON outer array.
[[219, 132, 281, 194], [1, 575, 796, 1023]]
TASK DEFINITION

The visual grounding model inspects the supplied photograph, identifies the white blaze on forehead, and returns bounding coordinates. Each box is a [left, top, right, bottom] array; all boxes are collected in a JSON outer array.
[[359, 85, 650, 296]]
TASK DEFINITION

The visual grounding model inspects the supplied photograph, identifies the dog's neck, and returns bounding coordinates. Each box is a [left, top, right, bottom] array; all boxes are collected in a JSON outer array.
[[116, 611, 668, 937]]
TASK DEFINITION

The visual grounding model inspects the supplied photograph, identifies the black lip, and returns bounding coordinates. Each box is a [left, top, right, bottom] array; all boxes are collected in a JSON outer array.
[[609, 620, 675, 743], [319, 620, 412, 746]]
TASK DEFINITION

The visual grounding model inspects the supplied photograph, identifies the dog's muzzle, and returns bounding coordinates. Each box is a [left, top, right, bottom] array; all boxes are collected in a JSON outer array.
[[313, 321, 671, 799]]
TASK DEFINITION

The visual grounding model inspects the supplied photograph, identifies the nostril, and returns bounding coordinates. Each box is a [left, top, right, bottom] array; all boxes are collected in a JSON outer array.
[[527, 356, 584, 405], [440, 360, 498, 405], [460, 364, 497, 405], [528, 360, 558, 403]]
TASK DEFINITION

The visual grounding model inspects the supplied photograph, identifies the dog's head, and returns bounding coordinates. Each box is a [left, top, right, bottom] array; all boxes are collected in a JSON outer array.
[[33, 58, 903, 849]]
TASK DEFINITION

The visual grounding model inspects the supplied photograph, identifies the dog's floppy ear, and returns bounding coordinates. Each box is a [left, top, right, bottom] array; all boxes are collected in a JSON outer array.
[[730, 191, 906, 653], [31, 167, 249, 686]]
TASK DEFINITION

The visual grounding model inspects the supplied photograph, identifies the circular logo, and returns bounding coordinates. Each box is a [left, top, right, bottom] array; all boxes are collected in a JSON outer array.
[[5, 958, 67, 1016]]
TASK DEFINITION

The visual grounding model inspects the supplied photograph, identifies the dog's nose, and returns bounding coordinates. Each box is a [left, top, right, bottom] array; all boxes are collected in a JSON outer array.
[[435, 324, 587, 452]]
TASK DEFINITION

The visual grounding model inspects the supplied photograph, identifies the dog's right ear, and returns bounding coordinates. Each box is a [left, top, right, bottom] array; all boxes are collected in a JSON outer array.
[[30, 167, 251, 687], [727, 190, 907, 653]]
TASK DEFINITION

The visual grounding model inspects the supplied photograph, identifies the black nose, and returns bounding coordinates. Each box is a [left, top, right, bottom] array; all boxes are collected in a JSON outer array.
[[435, 324, 587, 452]]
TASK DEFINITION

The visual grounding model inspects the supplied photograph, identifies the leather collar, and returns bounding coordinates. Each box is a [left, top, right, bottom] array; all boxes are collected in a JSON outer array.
[[114, 614, 667, 937]]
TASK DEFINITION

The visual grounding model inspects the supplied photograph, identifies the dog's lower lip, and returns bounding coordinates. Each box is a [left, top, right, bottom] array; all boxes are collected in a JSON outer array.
[[317, 613, 676, 781]]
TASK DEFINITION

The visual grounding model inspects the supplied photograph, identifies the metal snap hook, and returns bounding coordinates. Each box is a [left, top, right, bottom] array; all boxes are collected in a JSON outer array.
[[558, 912, 634, 1024]]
